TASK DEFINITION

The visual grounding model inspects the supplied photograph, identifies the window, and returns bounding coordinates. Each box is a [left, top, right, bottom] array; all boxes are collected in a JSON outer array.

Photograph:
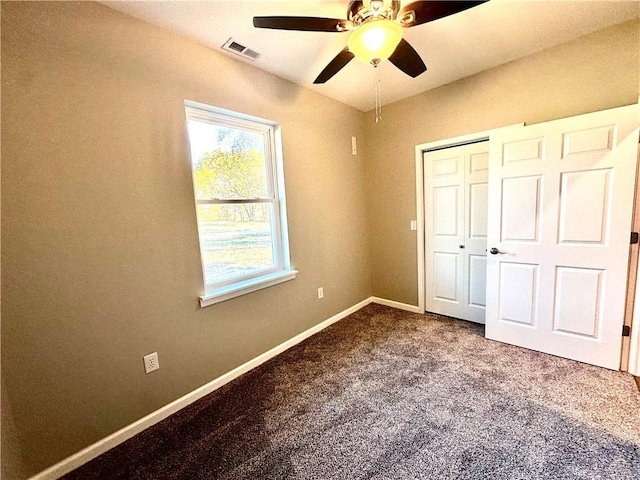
[[185, 101, 296, 306]]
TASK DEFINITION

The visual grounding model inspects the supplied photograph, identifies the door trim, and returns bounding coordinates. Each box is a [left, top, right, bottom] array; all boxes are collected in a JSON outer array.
[[628, 144, 640, 376], [415, 124, 523, 313]]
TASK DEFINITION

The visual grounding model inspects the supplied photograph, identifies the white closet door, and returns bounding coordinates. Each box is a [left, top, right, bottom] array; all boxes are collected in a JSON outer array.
[[465, 142, 490, 322], [424, 141, 488, 323], [485, 105, 639, 370]]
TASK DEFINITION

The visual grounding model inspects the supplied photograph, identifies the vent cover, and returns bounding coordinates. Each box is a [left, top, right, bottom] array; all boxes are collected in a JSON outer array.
[[222, 38, 261, 61]]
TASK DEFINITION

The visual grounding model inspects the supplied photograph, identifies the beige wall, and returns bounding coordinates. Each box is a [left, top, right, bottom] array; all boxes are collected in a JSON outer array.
[[1, 2, 371, 476], [365, 19, 640, 305]]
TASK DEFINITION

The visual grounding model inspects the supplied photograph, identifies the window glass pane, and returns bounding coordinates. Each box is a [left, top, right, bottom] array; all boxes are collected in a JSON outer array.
[[196, 204, 275, 286], [187, 119, 268, 200]]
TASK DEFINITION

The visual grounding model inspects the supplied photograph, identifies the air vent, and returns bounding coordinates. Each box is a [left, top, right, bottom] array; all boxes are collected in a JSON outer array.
[[222, 38, 261, 61]]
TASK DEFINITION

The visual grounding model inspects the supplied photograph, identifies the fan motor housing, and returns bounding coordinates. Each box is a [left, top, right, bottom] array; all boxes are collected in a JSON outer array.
[[347, 0, 401, 26]]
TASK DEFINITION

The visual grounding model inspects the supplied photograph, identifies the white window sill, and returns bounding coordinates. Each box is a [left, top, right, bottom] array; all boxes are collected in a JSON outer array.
[[199, 270, 298, 307]]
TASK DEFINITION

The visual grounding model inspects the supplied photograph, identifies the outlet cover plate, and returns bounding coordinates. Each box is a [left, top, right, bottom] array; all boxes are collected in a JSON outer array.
[[144, 352, 160, 374]]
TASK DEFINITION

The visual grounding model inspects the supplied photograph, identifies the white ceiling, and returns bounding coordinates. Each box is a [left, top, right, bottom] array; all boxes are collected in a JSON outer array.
[[102, 1, 640, 112]]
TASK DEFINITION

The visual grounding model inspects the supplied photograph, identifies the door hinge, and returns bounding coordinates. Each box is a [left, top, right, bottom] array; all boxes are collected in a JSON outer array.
[[631, 232, 639, 244], [623, 325, 631, 337]]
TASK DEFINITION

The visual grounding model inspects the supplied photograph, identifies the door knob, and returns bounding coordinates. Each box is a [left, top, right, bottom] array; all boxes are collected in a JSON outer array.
[[490, 247, 500, 255], [459, 245, 465, 249]]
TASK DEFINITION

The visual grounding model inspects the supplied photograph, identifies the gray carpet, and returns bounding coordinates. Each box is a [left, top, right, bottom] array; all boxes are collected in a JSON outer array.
[[64, 304, 640, 479]]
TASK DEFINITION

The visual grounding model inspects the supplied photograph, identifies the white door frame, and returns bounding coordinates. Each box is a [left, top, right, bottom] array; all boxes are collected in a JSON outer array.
[[629, 144, 640, 376], [630, 256, 640, 375], [415, 124, 523, 313]]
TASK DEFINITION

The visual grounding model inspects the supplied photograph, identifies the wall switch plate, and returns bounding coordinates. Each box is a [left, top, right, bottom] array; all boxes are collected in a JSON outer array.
[[410, 220, 417, 231], [144, 352, 160, 374], [318, 287, 324, 299], [351, 136, 357, 156]]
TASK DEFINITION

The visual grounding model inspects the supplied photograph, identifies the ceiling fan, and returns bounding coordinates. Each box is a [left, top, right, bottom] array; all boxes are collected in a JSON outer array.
[[253, 0, 486, 84]]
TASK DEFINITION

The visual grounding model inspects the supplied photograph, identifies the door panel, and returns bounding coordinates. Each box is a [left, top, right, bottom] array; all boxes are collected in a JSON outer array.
[[433, 155, 460, 176], [562, 125, 615, 157], [553, 266, 603, 338], [498, 262, 538, 326], [503, 137, 545, 164], [469, 183, 488, 238], [433, 252, 460, 301], [469, 150, 489, 173], [468, 255, 487, 307], [558, 169, 611, 244], [486, 104, 639, 370], [501, 176, 542, 242], [433, 186, 459, 236]]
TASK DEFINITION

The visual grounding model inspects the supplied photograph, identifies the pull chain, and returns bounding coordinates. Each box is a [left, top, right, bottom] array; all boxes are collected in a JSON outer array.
[[374, 66, 382, 124]]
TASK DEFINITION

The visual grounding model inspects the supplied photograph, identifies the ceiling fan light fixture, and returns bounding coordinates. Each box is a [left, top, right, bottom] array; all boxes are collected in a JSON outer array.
[[347, 19, 402, 65]]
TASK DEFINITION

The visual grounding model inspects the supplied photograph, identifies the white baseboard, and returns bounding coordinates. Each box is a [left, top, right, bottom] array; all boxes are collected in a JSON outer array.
[[371, 297, 422, 313], [30, 296, 375, 480]]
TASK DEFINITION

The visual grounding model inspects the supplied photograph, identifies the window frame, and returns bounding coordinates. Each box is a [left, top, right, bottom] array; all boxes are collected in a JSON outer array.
[[185, 101, 296, 307]]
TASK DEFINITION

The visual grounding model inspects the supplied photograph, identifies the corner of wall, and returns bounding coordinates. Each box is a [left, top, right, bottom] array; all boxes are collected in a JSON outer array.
[[359, 109, 376, 298], [1, 377, 28, 480]]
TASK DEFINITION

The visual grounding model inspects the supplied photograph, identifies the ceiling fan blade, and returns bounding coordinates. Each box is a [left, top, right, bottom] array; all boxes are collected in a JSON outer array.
[[399, 1, 486, 28], [314, 48, 355, 84], [253, 16, 352, 32], [388, 38, 427, 78]]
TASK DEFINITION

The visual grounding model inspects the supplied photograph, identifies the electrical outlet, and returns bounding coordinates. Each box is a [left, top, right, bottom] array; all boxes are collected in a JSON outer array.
[[144, 352, 159, 374], [318, 287, 324, 299]]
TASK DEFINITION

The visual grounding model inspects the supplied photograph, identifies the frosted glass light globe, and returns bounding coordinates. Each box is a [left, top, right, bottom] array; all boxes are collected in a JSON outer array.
[[348, 19, 403, 65]]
